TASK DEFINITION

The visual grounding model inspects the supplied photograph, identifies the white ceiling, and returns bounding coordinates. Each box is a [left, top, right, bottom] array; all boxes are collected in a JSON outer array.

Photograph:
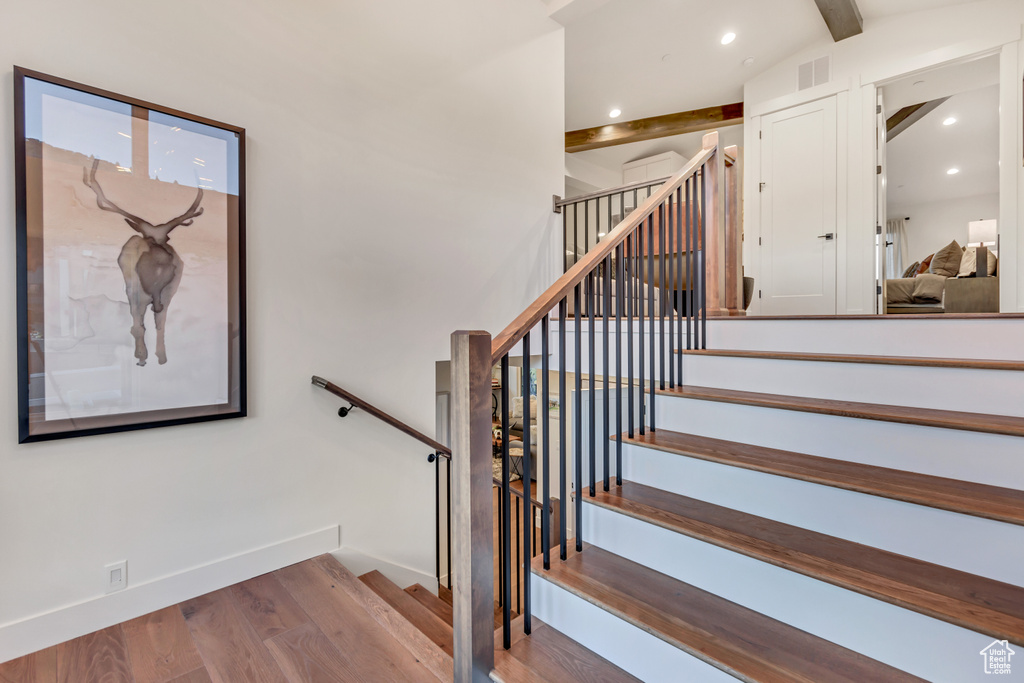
[[886, 83, 1000, 208], [561, 0, 980, 132]]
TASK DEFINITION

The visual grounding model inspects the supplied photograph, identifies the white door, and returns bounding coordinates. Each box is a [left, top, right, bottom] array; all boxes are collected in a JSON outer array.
[[760, 97, 838, 315]]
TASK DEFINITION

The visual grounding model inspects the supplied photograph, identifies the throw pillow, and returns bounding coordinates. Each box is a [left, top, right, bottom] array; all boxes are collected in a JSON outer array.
[[958, 247, 998, 277], [901, 262, 920, 278], [916, 254, 934, 274], [930, 240, 963, 277]]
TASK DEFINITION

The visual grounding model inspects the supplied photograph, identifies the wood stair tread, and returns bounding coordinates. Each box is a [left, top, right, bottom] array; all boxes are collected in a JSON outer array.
[[622, 428, 1024, 526], [657, 384, 1024, 437], [496, 620, 640, 683], [358, 570, 454, 655], [588, 482, 1024, 646], [405, 583, 453, 626], [679, 348, 1024, 371], [533, 545, 924, 682]]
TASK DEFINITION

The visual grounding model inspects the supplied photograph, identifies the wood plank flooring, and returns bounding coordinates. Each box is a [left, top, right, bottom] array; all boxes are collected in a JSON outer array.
[[658, 384, 1024, 436], [0, 555, 445, 683], [622, 428, 1024, 526]]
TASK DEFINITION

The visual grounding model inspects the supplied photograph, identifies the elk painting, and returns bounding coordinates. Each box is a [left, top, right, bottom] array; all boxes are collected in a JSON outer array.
[[83, 158, 204, 366]]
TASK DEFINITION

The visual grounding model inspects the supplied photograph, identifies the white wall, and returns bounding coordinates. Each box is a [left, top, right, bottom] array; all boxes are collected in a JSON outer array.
[[743, 0, 1024, 313], [891, 193, 1000, 262], [0, 0, 564, 660]]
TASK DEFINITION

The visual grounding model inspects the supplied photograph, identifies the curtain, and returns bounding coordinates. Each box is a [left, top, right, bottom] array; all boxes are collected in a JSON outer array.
[[886, 218, 909, 278]]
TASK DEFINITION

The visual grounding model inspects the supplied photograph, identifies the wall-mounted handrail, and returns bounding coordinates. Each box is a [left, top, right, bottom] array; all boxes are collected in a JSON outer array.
[[311, 375, 451, 459], [492, 143, 716, 364]]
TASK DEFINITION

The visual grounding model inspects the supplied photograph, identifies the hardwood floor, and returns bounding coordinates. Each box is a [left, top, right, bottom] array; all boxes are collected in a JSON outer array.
[[0, 556, 445, 683]]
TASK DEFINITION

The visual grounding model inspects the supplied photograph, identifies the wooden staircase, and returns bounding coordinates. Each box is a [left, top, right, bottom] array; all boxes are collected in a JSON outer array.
[[523, 327, 1024, 682]]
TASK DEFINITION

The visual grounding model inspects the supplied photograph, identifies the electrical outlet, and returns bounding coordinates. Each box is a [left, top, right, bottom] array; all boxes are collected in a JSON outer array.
[[105, 560, 127, 593]]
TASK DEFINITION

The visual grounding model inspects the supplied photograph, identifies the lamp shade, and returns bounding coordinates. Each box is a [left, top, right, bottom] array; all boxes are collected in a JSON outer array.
[[968, 219, 998, 245]]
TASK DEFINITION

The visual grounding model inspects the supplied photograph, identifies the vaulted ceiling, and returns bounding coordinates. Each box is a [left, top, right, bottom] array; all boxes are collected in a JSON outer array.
[[557, 0, 980, 132]]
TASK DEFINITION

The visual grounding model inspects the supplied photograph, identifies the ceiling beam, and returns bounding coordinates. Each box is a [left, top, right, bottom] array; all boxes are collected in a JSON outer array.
[[565, 102, 744, 153], [886, 97, 949, 140], [812, 0, 863, 42]]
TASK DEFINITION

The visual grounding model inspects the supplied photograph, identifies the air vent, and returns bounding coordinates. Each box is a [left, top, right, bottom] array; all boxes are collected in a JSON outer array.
[[798, 55, 831, 91]]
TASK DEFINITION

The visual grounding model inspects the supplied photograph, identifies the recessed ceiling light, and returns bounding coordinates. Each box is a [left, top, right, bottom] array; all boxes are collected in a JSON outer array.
[[721, 32, 736, 45], [947, 168, 960, 175], [609, 108, 622, 119], [942, 117, 957, 126]]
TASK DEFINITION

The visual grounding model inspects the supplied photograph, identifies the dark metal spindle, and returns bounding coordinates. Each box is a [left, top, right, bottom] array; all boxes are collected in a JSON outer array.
[[434, 456, 440, 586], [668, 196, 675, 390], [584, 201, 590, 267], [687, 177, 695, 351], [574, 284, 583, 552], [521, 332, 532, 633], [558, 298, 567, 561], [638, 222, 645, 436], [647, 213, 656, 433], [446, 459, 452, 590], [573, 203, 579, 268], [627, 230, 634, 439], [562, 204, 568, 273], [659, 203, 666, 392], [500, 355, 511, 647], [602, 254, 610, 492], [676, 186, 684, 386], [615, 242, 623, 485], [541, 315, 550, 570], [587, 272, 596, 497], [515, 494, 520, 615]]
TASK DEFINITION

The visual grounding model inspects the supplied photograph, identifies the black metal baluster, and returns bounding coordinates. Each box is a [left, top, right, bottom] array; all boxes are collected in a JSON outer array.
[[627, 230, 634, 439], [587, 272, 596, 497], [573, 203, 579, 268], [515, 494, 520, 615], [687, 177, 695, 351], [647, 213, 655, 432], [574, 284, 583, 552], [434, 455, 440, 587], [676, 186, 684, 387], [603, 254, 611, 492], [521, 332, 532, 634], [500, 354, 511, 647], [668, 195, 675, 390], [559, 298, 567, 561], [596, 196, 600, 249], [659, 202, 666, 392], [638, 222, 645, 436], [615, 242, 624, 485], [562, 203, 568, 273], [584, 201, 590, 268], [541, 315, 550, 570]]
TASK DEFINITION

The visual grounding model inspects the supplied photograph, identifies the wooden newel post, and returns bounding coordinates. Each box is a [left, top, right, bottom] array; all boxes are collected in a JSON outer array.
[[702, 131, 728, 317], [724, 145, 744, 316], [450, 330, 495, 682]]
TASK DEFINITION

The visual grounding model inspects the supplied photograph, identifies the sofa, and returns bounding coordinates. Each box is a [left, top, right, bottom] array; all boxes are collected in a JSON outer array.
[[886, 240, 998, 314]]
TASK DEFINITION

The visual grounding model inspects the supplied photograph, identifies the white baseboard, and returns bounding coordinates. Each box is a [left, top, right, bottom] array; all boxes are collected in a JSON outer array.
[[0, 525, 340, 664], [331, 547, 437, 592]]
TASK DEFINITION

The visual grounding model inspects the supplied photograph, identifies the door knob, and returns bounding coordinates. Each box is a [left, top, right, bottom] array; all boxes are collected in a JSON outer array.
[[817, 233, 834, 240]]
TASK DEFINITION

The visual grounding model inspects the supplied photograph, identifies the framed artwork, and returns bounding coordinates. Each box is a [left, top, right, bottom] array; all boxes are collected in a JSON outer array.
[[14, 67, 246, 442]]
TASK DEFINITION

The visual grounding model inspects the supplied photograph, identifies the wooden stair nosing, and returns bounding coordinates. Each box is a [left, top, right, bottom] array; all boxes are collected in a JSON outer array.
[[505, 621, 641, 683], [358, 571, 453, 655], [587, 482, 1024, 646], [622, 428, 1024, 527], [679, 349, 1024, 371], [405, 583, 454, 627], [657, 384, 1024, 437], [532, 545, 925, 682]]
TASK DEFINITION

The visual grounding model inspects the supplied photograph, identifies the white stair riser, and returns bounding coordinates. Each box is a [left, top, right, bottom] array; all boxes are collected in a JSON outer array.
[[531, 573, 737, 683], [681, 355, 1024, 417], [653, 395, 1024, 489], [582, 503, 997, 683], [709, 319, 1024, 360], [620, 444, 1024, 585]]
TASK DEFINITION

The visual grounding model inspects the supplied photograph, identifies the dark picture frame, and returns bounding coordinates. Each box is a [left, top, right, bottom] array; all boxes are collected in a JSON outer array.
[[14, 67, 246, 442]]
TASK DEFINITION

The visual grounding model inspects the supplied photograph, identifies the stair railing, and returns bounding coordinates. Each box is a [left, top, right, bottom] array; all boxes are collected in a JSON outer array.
[[311, 375, 453, 596], [450, 131, 739, 681]]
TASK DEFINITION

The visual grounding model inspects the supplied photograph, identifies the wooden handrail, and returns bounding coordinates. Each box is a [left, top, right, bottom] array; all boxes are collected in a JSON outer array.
[[311, 375, 452, 458], [491, 139, 718, 364]]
